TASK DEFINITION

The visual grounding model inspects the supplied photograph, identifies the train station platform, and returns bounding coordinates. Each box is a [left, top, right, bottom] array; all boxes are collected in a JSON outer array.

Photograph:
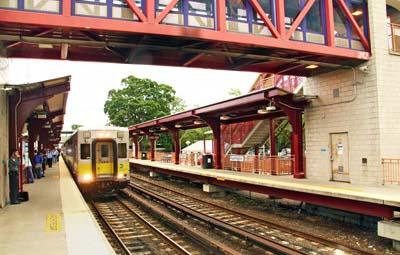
[[130, 158, 400, 218], [0, 158, 114, 255]]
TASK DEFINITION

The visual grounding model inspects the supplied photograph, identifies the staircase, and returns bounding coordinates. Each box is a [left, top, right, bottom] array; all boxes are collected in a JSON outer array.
[[231, 119, 269, 150], [222, 73, 304, 156]]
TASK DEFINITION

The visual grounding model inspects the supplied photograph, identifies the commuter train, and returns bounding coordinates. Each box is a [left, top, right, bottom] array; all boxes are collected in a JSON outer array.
[[63, 127, 130, 193]]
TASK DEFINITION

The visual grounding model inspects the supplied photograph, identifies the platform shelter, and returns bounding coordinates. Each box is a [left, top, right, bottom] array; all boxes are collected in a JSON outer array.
[[0, 76, 70, 207], [129, 87, 309, 178]]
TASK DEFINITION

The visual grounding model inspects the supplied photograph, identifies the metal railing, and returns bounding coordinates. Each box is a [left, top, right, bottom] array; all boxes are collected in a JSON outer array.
[[223, 154, 294, 175], [389, 23, 400, 54], [382, 158, 400, 185]]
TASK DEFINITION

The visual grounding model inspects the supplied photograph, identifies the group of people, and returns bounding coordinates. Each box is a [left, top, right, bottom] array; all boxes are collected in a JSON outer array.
[[31, 149, 60, 179], [8, 148, 61, 205]]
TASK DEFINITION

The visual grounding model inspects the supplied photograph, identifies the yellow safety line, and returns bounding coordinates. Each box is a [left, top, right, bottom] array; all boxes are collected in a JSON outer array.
[[45, 213, 62, 232]]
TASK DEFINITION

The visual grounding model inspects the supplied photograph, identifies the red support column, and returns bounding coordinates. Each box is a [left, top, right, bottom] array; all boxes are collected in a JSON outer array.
[[149, 137, 156, 161], [204, 119, 222, 169], [171, 129, 180, 164], [289, 111, 305, 179]]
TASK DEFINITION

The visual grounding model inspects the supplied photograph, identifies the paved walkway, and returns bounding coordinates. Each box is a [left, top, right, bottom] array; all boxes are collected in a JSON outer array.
[[0, 158, 115, 255]]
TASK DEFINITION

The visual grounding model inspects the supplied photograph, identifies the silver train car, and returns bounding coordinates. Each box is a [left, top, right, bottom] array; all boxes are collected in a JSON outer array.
[[63, 127, 130, 193]]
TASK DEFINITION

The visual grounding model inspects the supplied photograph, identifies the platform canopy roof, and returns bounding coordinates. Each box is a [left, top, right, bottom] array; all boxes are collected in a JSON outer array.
[[7, 76, 70, 145], [129, 87, 309, 135]]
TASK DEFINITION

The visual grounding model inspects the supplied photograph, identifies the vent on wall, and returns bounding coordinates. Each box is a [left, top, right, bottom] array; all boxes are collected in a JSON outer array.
[[333, 88, 340, 98]]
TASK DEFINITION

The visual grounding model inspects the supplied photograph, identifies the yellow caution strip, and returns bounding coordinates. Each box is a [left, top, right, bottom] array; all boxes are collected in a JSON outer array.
[[45, 213, 62, 232]]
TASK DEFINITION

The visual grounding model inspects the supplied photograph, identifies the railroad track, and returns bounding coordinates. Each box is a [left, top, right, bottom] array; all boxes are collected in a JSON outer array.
[[129, 174, 375, 255], [90, 196, 208, 255]]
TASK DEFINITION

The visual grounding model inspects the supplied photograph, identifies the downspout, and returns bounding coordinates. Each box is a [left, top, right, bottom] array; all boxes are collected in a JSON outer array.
[[14, 89, 23, 193]]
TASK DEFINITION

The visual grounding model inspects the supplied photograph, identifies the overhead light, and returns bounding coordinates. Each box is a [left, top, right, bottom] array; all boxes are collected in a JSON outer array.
[[175, 124, 183, 128], [36, 113, 47, 119], [38, 43, 53, 49], [220, 115, 231, 121], [160, 127, 168, 131], [139, 131, 145, 135], [149, 129, 155, 133], [131, 132, 138, 135], [44, 125, 51, 128], [257, 108, 269, 114], [266, 105, 276, 111], [306, 64, 319, 69], [194, 120, 203, 125], [352, 10, 362, 16]]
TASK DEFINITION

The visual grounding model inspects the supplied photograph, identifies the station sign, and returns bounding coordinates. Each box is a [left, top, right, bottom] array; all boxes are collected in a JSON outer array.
[[229, 155, 244, 162]]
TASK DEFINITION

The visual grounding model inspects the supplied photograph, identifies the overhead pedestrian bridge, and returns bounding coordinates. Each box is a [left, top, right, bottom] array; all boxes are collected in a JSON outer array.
[[0, 0, 370, 75]]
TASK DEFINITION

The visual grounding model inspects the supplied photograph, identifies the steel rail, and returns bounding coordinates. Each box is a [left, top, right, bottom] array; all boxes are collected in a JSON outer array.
[[89, 201, 132, 255], [115, 198, 192, 255], [129, 182, 304, 255], [120, 189, 241, 255], [130, 174, 375, 255]]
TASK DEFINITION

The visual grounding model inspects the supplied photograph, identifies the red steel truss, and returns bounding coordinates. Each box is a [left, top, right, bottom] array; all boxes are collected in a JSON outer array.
[[0, 0, 370, 76]]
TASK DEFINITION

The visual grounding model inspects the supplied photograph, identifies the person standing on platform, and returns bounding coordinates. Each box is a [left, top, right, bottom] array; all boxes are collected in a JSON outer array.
[[54, 149, 59, 163], [57, 148, 61, 162], [8, 149, 20, 205], [46, 149, 53, 168], [33, 150, 43, 179], [41, 151, 47, 177]]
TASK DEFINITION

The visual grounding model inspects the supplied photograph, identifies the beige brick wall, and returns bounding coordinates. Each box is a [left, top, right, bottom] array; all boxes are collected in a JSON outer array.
[[0, 56, 9, 207], [304, 0, 400, 185]]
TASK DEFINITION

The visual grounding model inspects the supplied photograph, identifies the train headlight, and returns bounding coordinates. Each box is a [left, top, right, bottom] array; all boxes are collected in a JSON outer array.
[[82, 174, 93, 182], [117, 173, 125, 179]]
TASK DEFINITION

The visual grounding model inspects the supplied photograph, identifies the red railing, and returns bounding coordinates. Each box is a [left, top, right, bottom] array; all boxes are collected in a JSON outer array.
[[221, 121, 257, 151], [223, 154, 294, 175], [389, 23, 400, 54], [382, 158, 400, 185]]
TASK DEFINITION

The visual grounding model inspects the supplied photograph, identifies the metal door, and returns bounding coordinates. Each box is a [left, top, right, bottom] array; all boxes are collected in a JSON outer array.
[[330, 133, 350, 182], [95, 142, 114, 176]]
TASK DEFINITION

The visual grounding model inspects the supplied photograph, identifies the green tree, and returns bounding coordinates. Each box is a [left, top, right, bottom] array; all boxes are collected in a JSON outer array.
[[71, 124, 83, 130], [180, 127, 211, 149], [104, 75, 185, 127], [104, 76, 185, 151]]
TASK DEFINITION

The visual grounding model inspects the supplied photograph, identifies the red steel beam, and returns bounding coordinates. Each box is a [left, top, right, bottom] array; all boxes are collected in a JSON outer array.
[[248, 0, 280, 38], [325, 0, 335, 47], [0, 8, 370, 60], [285, 0, 316, 40], [155, 0, 180, 24], [63, 0, 71, 16], [275, 0, 286, 38], [131, 162, 396, 218], [147, 0, 155, 23], [216, 0, 226, 32], [126, 0, 147, 22], [336, 0, 370, 51]]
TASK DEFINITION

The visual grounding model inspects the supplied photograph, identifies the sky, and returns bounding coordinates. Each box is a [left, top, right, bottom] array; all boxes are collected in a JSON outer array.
[[6, 59, 259, 130]]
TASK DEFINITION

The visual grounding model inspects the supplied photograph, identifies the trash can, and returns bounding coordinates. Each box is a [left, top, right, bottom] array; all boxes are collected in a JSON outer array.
[[202, 154, 213, 169], [141, 152, 147, 160]]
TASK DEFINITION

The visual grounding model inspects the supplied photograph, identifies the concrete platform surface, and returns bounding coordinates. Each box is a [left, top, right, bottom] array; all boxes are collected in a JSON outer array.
[[0, 158, 115, 255], [130, 158, 400, 208]]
